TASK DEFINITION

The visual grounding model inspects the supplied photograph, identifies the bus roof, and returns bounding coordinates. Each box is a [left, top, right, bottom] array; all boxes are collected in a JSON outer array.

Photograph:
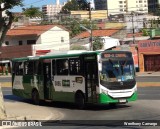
[[11, 50, 132, 61], [12, 56, 40, 62], [40, 50, 101, 59]]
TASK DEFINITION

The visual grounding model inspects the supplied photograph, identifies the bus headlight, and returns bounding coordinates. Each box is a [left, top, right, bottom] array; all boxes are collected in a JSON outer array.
[[101, 89, 108, 95], [134, 87, 137, 92]]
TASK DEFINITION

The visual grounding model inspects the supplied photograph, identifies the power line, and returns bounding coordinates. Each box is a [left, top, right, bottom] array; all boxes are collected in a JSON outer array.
[[12, 0, 47, 10]]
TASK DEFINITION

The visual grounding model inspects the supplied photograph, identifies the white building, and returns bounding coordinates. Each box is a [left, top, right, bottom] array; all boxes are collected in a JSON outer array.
[[42, 0, 65, 21], [82, 36, 120, 50], [3, 25, 70, 56], [94, 0, 148, 16], [125, 14, 159, 33]]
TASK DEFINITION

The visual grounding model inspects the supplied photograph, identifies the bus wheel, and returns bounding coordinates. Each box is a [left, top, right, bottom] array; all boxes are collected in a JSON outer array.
[[32, 90, 40, 105], [75, 93, 85, 109]]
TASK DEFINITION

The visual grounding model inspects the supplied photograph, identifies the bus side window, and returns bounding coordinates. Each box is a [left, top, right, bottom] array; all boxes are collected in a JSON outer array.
[[57, 59, 68, 75], [15, 62, 23, 75], [24, 61, 34, 75], [37, 61, 42, 75], [69, 58, 81, 75], [52, 60, 55, 75]]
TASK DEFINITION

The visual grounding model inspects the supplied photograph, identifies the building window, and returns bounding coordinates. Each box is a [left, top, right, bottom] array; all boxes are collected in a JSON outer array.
[[119, 1, 123, 4], [19, 41, 23, 45], [5, 41, 9, 45], [27, 40, 36, 45], [120, 9, 123, 12], [61, 37, 64, 42]]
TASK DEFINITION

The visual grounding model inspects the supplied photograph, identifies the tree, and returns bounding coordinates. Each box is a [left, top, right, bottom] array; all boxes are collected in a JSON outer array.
[[93, 37, 104, 51], [0, 0, 23, 119], [59, 18, 98, 37], [0, 0, 23, 46], [70, 44, 87, 50], [23, 6, 42, 18], [61, 0, 89, 14]]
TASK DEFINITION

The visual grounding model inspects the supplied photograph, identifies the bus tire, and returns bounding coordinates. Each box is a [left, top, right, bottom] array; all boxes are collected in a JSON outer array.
[[75, 93, 85, 109], [32, 90, 40, 105]]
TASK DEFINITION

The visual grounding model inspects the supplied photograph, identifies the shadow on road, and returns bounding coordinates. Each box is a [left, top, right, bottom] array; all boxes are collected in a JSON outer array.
[[4, 94, 131, 111], [4, 94, 32, 103]]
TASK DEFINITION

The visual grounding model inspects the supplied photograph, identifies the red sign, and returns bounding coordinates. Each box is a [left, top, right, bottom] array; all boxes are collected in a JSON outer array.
[[138, 40, 160, 52], [36, 50, 50, 56]]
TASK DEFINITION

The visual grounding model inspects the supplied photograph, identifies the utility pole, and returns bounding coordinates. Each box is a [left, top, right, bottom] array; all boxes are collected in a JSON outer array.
[[89, 2, 93, 51], [131, 12, 135, 44]]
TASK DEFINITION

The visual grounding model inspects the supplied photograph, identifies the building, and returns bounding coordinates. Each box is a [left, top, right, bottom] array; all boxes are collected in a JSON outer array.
[[42, 0, 65, 21], [70, 10, 107, 20], [71, 28, 123, 49], [138, 40, 160, 72], [94, 0, 148, 16], [0, 25, 70, 74], [148, 0, 160, 13], [125, 13, 147, 33], [94, 0, 107, 10]]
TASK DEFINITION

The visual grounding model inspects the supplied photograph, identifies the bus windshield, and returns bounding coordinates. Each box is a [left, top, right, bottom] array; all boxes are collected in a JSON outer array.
[[100, 59, 135, 82]]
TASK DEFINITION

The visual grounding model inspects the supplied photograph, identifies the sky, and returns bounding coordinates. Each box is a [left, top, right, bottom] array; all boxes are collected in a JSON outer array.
[[11, 0, 68, 12]]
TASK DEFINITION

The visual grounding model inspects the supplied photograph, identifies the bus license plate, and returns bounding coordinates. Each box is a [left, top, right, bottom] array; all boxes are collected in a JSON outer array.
[[119, 99, 126, 103]]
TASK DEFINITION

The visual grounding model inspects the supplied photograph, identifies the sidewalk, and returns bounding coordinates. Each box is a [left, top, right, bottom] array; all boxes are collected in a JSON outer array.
[[0, 101, 63, 128], [136, 72, 160, 76], [3, 101, 63, 121]]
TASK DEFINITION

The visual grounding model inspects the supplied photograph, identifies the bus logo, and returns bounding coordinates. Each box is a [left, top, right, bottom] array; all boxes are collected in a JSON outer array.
[[120, 82, 123, 85]]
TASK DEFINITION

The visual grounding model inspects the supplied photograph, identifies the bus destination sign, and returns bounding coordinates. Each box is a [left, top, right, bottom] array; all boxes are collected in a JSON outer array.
[[101, 53, 129, 58]]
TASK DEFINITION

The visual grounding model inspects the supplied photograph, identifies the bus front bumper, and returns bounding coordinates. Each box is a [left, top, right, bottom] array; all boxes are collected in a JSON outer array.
[[98, 91, 137, 104]]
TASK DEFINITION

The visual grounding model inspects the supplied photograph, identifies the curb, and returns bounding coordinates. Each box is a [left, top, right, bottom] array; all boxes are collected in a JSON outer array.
[[0, 82, 12, 87]]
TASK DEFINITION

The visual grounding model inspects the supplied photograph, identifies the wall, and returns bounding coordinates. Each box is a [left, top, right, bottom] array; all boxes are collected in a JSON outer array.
[[138, 40, 160, 72], [4, 35, 37, 46], [0, 45, 33, 59], [37, 26, 70, 49]]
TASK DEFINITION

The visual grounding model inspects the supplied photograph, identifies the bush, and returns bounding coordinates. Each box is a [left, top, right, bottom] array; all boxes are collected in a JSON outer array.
[[70, 45, 87, 50]]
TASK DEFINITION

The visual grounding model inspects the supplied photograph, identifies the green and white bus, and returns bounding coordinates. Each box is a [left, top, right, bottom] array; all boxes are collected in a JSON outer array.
[[12, 50, 137, 108]]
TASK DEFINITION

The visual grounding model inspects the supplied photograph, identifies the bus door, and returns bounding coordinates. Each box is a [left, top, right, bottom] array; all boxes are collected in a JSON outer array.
[[43, 60, 52, 100], [84, 55, 98, 103]]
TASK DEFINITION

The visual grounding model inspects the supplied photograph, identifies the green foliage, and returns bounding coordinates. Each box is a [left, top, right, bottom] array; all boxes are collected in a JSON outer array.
[[0, 0, 23, 46], [70, 44, 87, 50], [61, 0, 89, 14], [59, 18, 98, 37], [93, 37, 103, 51], [23, 6, 43, 18], [0, 0, 23, 10], [142, 29, 149, 36]]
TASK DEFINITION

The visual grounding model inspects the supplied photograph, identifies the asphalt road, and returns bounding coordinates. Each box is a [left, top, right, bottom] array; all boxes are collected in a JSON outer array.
[[0, 76, 160, 84], [1, 75, 160, 129], [136, 76, 160, 82], [2, 87, 160, 119], [2, 87, 160, 129], [0, 76, 11, 82]]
